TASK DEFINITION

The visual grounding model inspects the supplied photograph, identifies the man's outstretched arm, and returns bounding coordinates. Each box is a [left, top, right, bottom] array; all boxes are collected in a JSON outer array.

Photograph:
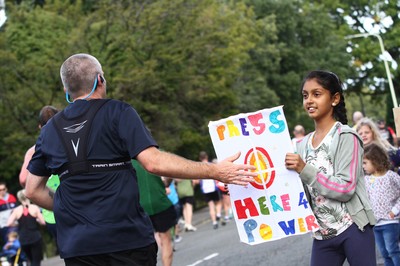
[[136, 146, 257, 186]]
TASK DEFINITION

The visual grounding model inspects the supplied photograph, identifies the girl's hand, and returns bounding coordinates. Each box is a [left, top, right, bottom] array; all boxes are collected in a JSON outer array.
[[285, 153, 306, 174], [389, 211, 395, 219]]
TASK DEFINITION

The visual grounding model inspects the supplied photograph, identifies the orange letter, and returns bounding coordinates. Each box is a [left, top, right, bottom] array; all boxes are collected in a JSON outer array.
[[217, 125, 226, 140], [298, 218, 306, 233]]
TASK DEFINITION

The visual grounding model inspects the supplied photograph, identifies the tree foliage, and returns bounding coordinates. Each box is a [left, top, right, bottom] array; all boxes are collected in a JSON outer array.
[[332, 0, 400, 119], [0, 0, 398, 191], [240, 0, 352, 130]]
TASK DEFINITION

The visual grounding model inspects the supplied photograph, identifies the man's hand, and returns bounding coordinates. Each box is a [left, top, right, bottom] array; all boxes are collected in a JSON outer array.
[[285, 153, 306, 174], [215, 152, 257, 186]]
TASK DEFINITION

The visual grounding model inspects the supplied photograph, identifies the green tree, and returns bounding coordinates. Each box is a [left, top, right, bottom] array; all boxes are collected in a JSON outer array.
[[0, 1, 81, 186], [329, 1, 400, 123], [2, 0, 393, 190], [68, 0, 262, 157], [239, 0, 352, 132]]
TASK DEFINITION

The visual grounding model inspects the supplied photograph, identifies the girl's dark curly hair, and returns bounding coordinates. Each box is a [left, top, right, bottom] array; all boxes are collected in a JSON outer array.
[[301, 70, 348, 124]]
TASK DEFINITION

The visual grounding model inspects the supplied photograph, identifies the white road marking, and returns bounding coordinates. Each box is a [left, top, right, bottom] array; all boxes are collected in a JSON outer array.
[[187, 253, 219, 266], [204, 253, 219, 260]]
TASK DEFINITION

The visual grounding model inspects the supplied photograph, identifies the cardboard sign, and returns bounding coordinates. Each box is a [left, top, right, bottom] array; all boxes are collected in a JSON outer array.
[[208, 106, 318, 245], [393, 107, 400, 137]]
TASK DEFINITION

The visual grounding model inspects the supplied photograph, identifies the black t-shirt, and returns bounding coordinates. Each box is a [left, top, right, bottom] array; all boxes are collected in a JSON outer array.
[[28, 99, 157, 258]]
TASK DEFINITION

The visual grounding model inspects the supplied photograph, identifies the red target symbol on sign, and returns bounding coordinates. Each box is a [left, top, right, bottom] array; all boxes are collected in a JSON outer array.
[[244, 147, 276, 190]]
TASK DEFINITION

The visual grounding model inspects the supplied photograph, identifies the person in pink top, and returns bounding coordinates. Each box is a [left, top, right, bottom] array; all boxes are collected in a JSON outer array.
[[19, 106, 58, 188]]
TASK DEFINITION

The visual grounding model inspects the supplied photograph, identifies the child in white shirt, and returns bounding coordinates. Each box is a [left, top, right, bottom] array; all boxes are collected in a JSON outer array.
[[363, 142, 400, 266]]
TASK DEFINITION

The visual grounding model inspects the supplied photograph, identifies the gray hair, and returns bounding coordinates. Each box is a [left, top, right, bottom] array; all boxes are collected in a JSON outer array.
[[60, 53, 103, 98]]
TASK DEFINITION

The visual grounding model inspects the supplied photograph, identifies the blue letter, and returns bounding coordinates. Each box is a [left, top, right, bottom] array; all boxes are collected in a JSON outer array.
[[269, 110, 285, 133], [278, 219, 296, 235], [270, 195, 283, 212], [298, 192, 309, 209], [239, 118, 249, 136], [243, 219, 258, 243]]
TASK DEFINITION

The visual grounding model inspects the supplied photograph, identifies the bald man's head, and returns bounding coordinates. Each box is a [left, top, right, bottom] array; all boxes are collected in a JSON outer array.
[[352, 111, 364, 124], [293, 125, 305, 137]]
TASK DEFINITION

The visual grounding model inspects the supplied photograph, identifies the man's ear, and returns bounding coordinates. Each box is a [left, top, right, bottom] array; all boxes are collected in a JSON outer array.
[[100, 76, 105, 84]]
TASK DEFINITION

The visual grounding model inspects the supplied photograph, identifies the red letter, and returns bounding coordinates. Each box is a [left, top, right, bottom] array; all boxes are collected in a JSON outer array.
[[234, 198, 259, 219], [305, 215, 319, 231], [248, 113, 266, 135]]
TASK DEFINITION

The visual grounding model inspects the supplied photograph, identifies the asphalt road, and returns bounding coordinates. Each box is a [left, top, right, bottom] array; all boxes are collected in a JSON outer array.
[[171, 209, 384, 266], [172, 221, 313, 266], [42, 207, 383, 266]]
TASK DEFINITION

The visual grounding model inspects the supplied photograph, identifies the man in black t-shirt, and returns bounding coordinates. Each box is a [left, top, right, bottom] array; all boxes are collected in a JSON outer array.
[[25, 53, 256, 266]]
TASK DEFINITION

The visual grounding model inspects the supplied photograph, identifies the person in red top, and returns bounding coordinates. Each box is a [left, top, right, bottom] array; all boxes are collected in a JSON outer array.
[[0, 181, 17, 245]]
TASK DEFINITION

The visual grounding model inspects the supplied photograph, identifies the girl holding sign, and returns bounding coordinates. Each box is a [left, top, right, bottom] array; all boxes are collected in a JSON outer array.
[[285, 70, 376, 266]]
